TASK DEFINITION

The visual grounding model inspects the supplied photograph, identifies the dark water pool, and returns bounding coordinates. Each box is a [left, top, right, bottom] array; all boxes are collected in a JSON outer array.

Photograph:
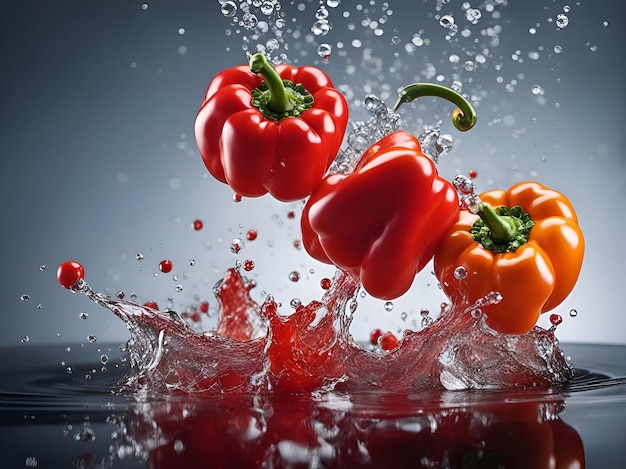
[[1, 343, 624, 468]]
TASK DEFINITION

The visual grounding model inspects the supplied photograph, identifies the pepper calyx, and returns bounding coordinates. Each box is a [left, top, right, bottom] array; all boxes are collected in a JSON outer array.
[[470, 205, 534, 253], [249, 53, 314, 121]]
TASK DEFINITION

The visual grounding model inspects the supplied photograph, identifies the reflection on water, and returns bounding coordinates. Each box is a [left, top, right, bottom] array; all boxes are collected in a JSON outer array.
[[1, 343, 624, 468]]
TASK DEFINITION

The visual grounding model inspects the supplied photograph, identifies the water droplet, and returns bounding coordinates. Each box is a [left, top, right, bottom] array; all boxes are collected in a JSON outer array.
[[470, 308, 483, 319], [556, 14, 569, 29], [20, 294, 30, 302], [553, 45, 563, 54], [241, 12, 258, 29], [563, 5, 571, 12], [453, 174, 475, 195], [230, 239, 243, 254], [260, 1, 275, 15], [73, 426, 96, 442], [87, 335, 97, 343], [175, 285, 183, 292], [531, 84, 545, 95], [384, 301, 394, 312], [421, 316, 434, 328], [465, 8, 481, 24], [400, 312, 408, 321], [602, 20, 609, 27], [315, 6, 329, 20], [221, 1, 237, 18], [25, 456, 39, 467], [39, 265, 46, 271], [439, 15, 455, 28], [569, 309, 578, 317], [79, 312, 89, 320], [420, 308, 430, 317], [100, 355, 108, 365], [174, 439, 185, 454], [290, 298, 301, 309], [116, 291, 125, 300], [135, 253, 144, 261], [327, 0, 340, 7], [311, 19, 330, 36], [454, 266, 468, 280], [141, 3, 149, 11], [317, 43, 332, 59], [21, 335, 30, 343], [289, 271, 300, 282]]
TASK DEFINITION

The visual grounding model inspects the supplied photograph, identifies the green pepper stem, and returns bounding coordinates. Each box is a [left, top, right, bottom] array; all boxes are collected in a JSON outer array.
[[249, 53, 294, 114], [392, 83, 477, 131], [476, 202, 518, 244]]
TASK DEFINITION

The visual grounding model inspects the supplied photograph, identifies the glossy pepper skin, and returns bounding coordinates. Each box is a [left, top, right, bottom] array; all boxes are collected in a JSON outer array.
[[194, 53, 348, 202], [433, 181, 584, 334], [301, 130, 460, 300]]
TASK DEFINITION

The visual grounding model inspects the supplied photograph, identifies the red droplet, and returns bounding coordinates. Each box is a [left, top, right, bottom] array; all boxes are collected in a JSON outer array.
[[190, 312, 201, 322], [320, 278, 332, 290], [440, 302, 449, 312], [233, 193, 243, 202], [192, 219, 203, 231], [468, 169, 478, 178], [159, 259, 173, 273], [293, 239, 302, 250], [243, 259, 255, 271], [550, 313, 563, 326], [198, 301, 209, 313], [369, 328, 383, 346], [57, 260, 85, 289], [143, 301, 159, 310], [289, 271, 300, 282], [287, 211, 295, 219], [246, 229, 257, 241], [380, 332, 399, 350]]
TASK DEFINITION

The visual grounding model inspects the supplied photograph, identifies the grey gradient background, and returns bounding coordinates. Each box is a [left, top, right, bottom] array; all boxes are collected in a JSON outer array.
[[2, 0, 625, 348]]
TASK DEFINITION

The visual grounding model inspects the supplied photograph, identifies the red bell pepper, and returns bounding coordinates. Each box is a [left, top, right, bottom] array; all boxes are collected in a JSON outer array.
[[301, 130, 460, 300], [194, 53, 348, 202]]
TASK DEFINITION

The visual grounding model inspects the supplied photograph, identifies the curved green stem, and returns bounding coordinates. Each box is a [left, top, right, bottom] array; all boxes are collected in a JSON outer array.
[[470, 203, 534, 253], [392, 83, 477, 131], [249, 53, 294, 114], [476, 203, 518, 244]]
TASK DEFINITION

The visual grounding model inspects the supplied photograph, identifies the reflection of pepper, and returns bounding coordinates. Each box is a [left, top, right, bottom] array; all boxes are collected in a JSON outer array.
[[194, 53, 348, 202], [434, 181, 584, 334], [301, 130, 460, 300]]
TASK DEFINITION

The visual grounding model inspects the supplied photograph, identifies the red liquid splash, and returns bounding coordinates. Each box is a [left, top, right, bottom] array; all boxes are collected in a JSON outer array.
[[78, 267, 572, 395]]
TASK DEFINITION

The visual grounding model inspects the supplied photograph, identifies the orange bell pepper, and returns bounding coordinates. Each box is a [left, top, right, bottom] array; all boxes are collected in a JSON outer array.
[[433, 181, 584, 334]]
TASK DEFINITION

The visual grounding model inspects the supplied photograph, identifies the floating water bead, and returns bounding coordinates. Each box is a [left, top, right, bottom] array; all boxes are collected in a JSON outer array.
[[569, 309, 578, 317], [556, 14, 569, 29], [317, 43, 332, 59], [230, 239, 243, 254], [384, 301, 394, 312], [221, 1, 237, 18]]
